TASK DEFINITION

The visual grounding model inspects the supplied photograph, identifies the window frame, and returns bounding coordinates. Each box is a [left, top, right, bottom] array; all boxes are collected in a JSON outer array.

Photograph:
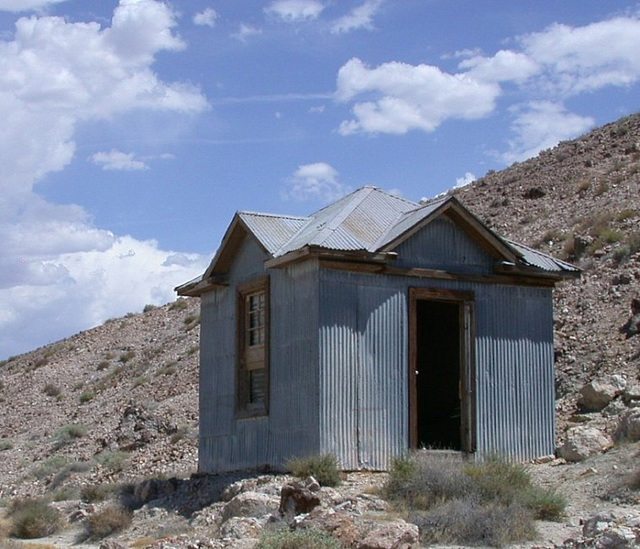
[[236, 276, 270, 418]]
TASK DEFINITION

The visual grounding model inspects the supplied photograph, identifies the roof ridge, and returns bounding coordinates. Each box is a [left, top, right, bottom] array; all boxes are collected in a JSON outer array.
[[239, 210, 309, 220]]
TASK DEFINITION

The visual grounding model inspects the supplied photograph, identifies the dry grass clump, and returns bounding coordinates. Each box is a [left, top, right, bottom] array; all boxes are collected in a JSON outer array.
[[83, 505, 132, 540], [287, 454, 341, 487], [383, 453, 565, 547], [8, 498, 62, 539], [256, 528, 341, 549]]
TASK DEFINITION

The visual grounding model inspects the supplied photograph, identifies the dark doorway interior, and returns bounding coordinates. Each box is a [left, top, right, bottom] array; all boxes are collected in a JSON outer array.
[[415, 299, 462, 449]]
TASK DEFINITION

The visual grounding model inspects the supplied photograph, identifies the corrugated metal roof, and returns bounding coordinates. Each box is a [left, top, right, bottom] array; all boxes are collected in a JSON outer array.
[[238, 212, 308, 255], [504, 239, 580, 273], [186, 187, 579, 287]]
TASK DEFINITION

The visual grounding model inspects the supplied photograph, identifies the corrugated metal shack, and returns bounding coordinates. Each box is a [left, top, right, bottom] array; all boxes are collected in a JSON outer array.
[[177, 186, 579, 472]]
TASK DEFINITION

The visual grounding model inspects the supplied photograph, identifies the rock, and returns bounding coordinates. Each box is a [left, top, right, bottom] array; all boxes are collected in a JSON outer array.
[[616, 408, 640, 441], [305, 475, 321, 492], [358, 519, 420, 549], [99, 541, 129, 549], [297, 508, 365, 547], [558, 426, 614, 462], [279, 482, 321, 518], [578, 377, 626, 412], [219, 516, 263, 539], [220, 480, 244, 502], [622, 384, 640, 406], [221, 491, 279, 522]]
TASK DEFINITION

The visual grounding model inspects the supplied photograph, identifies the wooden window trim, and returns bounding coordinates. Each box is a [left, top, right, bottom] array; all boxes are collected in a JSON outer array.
[[236, 276, 270, 418]]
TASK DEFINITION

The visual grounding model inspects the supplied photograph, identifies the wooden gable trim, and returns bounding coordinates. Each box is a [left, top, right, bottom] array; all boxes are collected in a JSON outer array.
[[264, 246, 397, 269], [318, 259, 560, 287]]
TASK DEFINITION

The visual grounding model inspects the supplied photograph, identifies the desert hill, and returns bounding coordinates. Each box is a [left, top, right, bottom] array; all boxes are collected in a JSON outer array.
[[0, 113, 639, 548]]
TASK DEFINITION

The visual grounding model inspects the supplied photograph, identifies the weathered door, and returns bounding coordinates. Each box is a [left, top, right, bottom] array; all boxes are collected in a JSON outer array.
[[409, 288, 475, 452]]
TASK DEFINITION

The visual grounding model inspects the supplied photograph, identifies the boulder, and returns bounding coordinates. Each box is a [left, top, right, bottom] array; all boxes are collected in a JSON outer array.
[[297, 508, 366, 547], [558, 426, 614, 462], [616, 408, 640, 442], [358, 519, 420, 549], [279, 482, 321, 518], [219, 516, 263, 539], [578, 376, 626, 412], [221, 491, 279, 522]]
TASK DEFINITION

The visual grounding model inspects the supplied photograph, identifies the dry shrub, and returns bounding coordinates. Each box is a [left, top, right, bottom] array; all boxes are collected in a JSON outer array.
[[256, 528, 341, 549], [80, 483, 118, 503], [383, 453, 565, 547], [8, 498, 62, 539], [287, 454, 341, 487], [83, 505, 132, 540]]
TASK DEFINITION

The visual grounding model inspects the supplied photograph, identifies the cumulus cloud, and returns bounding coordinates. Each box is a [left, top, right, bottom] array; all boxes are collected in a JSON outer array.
[[265, 0, 325, 23], [193, 7, 218, 27], [336, 58, 500, 134], [335, 13, 640, 161], [520, 16, 640, 95], [91, 149, 149, 171], [0, 0, 68, 12], [331, 0, 382, 34], [454, 172, 476, 189], [282, 162, 351, 202], [0, 0, 209, 357], [501, 101, 594, 164]]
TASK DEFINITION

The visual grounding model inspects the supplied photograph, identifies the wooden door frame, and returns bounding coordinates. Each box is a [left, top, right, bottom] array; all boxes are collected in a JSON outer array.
[[409, 287, 476, 452]]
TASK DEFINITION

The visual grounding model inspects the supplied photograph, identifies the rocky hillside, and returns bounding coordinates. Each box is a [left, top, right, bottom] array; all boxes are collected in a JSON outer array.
[[0, 113, 639, 548]]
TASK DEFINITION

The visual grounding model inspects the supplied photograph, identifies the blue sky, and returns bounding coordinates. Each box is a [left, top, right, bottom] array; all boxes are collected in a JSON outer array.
[[1, 0, 639, 358]]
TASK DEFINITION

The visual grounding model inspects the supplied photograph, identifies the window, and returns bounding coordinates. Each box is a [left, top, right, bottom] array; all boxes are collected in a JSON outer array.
[[237, 277, 269, 416]]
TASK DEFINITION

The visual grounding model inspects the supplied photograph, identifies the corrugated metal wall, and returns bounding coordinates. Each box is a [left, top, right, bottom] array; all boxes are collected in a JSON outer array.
[[318, 268, 555, 468], [199, 238, 321, 473], [393, 216, 495, 274]]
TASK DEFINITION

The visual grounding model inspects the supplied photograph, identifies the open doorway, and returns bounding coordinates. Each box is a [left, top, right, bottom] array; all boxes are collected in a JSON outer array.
[[410, 289, 475, 452]]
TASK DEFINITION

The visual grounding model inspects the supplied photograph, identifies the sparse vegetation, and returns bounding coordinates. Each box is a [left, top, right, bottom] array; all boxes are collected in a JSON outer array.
[[132, 375, 148, 388], [83, 505, 132, 540], [54, 423, 87, 447], [256, 528, 341, 549], [80, 483, 118, 503], [97, 360, 110, 371], [383, 453, 565, 546], [143, 304, 157, 313], [287, 454, 341, 487], [156, 364, 177, 376], [79, 390, 95, 404], [119, 350, 136, 363], [42, 383, 61, 398], [0, 440, 13, 451], [8, 498, 62, 539], [32, 457, 70, 480], [169, 298, 189, 311], [50, 460, 92, 489], [96, 450, 130, 473]]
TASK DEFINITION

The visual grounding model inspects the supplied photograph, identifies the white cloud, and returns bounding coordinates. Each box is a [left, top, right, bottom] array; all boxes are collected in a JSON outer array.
[[501, 101, 594, 164], [0, 0, 209, 357], [91, 149, 149, 171], [265, 0, 324, 23], [232, 23, 262, 42], [334, 13, 640, 162], [521, 16, 640, 95], [331, 0, 382, 34], [0, 0, 67, 12], [283, 162, 351, 202], [336, 58, 500, 134], [193, 7, 218, 28], [454, 172, 476, 189]]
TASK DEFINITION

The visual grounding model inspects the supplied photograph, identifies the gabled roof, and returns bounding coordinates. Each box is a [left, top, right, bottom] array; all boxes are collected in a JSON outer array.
[[176, 186, 579, 296]]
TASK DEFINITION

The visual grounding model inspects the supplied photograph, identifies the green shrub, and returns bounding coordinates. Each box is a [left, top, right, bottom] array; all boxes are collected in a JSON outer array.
[[143, 304, 157, 313], [42, 383, 61, 398], [79, 391, 95, 404], [119, 351, 135, 363], [96, 451, 129, 473], [83, 505, 132, 540], [54, 423, 87, 444], [616, 209, 637, 221], [80, 483, 117, 503], [256, 528, 341, 549], [8, 498, 62, 539], [32, 456, 70, 480], [287, 454, 341, 487], [50, 460, 92, 489], [132, 376, 148, 388], [0, 440, 13, 451]]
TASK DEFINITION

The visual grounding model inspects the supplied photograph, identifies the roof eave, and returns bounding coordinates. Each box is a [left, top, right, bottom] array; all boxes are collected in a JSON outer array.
[[265, 246, 398, 269]]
